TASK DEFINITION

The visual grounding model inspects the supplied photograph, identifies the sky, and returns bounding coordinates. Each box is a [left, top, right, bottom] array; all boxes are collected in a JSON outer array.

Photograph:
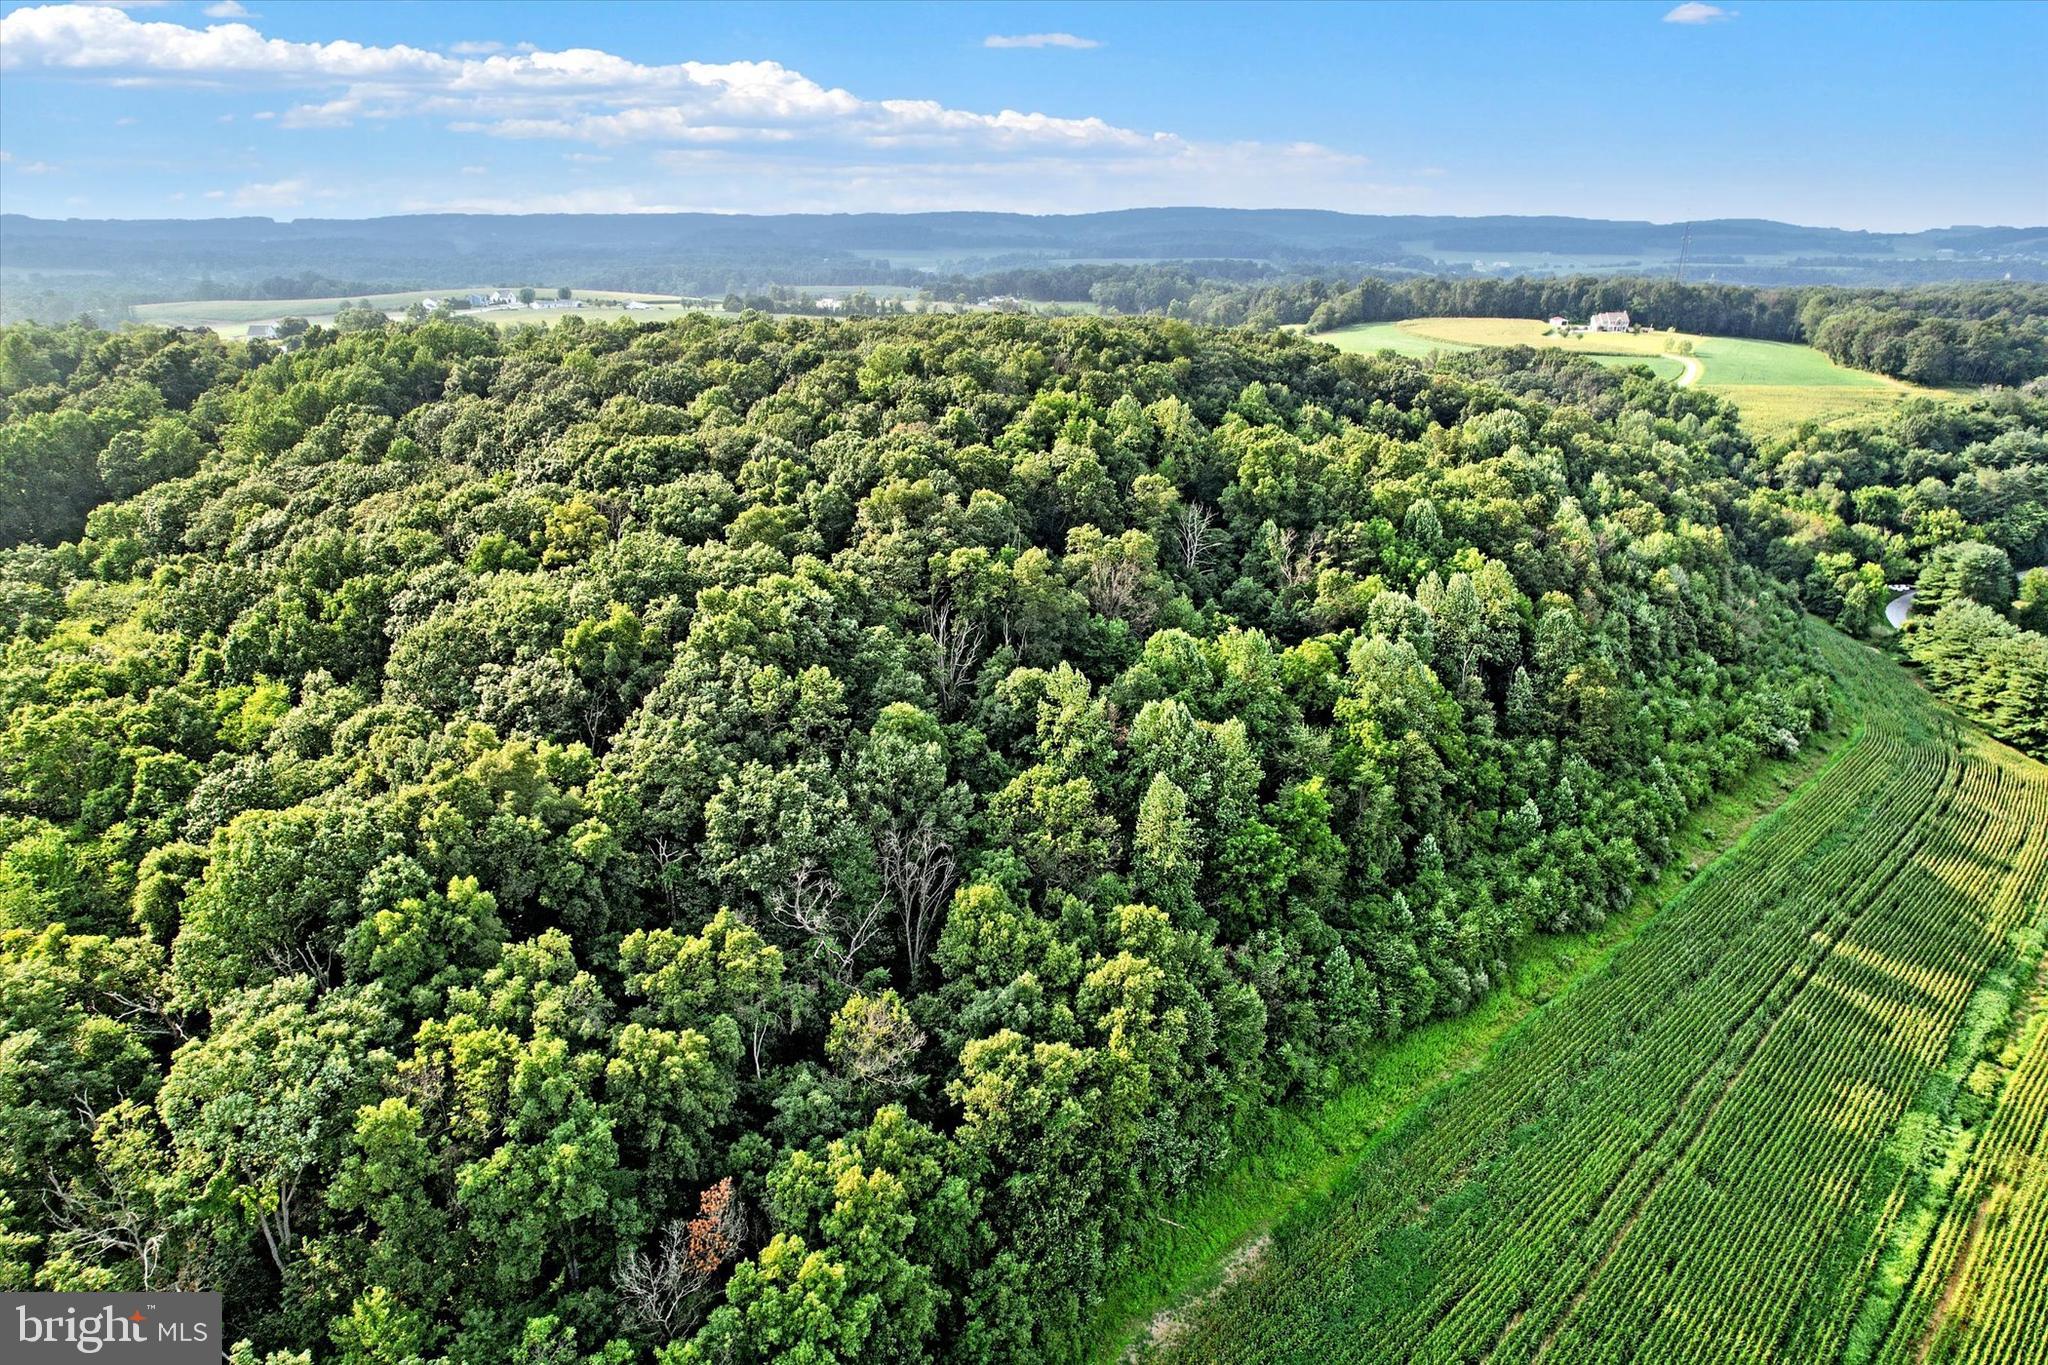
[[0, 0, 2042, 231]]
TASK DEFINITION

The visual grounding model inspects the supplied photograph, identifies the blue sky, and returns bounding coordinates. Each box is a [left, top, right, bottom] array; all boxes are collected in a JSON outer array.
[[1, 0, 2042, 229]]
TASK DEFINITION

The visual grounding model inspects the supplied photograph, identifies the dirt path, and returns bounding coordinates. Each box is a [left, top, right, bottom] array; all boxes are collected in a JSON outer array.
[[1887, 589, 1915, 631], [1673, 353, 1703, 387]]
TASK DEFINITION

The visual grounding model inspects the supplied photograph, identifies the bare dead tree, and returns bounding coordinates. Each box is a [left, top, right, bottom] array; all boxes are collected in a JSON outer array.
[[44, 1171, 169, 1291], [43, 1100, 171, 1290], [1086, 553, 1145, 624], [770, 862, 887, 984], [618, 1178, 747, 1339], [875, 823, 957, 975], [1273, 526, 1326, 588], [923, 599, 985, 713], [1175, 502, 1218, 576]]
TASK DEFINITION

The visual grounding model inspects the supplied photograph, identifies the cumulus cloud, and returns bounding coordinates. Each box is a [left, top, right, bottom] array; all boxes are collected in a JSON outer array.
[[0, 3, 1415, 215], [230, 175, 305, 207], [1663, 3, 1736, 23], [447, 40, 504, 56], [983, 33, 1100, 50], [0, 4, 1149, 154], [203, 1, 252, 17]]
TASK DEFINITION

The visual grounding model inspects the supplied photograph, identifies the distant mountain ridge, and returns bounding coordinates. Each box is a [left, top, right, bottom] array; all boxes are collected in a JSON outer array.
[[3, 209, 2044, 322], [6, 208, 2044, 259]]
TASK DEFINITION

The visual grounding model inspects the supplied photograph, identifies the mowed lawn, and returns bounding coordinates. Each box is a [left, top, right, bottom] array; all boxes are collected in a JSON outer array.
[[1315, 317, 1950, 434]]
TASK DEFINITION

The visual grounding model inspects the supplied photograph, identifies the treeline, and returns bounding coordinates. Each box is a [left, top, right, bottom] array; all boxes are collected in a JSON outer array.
[[917, 261, 1280, 310], [1907, 599, 2048, 754], [1802, 289, 2048, 386], [1, 314, 1827, 1363], [1733, 386, 2048, 753], [1090, 275, 2048, 389]]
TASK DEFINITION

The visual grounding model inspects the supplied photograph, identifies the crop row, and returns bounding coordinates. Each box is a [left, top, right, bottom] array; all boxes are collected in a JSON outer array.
[[1161, 629, 2048, 1364]]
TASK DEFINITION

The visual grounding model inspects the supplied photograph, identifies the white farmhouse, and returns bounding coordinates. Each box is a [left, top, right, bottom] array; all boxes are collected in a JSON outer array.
[[1587, 310, 1632, 333], [246, 323, 279, 339]]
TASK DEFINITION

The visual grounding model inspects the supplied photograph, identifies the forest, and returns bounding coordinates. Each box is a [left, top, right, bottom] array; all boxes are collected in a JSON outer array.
[[0, 312, 1861, 1363], [1736, 390, 2048, 752]]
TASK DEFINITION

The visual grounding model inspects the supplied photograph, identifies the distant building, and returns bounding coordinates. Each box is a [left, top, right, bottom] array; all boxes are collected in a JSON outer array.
[[1588, 310, 1632, 333], [466, 293, 491, 307], [622, 300, 650, 310], [981, 295, 1026, 313], [1548, 315, 1569, 328], [420, 297, 442, 311], [246, 323, 279, 339], [814, 297, 844, 312], [530, 299, 581, 310], [488, 290, 518, 305]]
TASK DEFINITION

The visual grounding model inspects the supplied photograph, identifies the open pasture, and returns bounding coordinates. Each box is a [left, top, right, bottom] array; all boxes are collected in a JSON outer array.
[[133, 287, 687, 334], [1315, 317, 1949, 433]]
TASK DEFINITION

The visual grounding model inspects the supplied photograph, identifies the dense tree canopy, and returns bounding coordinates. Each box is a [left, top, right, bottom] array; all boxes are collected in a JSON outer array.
[[1730, 386, 2048, 753], [3, 313, 1840, 1361]]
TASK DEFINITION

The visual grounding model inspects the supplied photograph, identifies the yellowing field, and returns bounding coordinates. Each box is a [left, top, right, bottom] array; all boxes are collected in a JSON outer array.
[[1150, 627, 2048, 1365], [1315, 318, 1950, 435]]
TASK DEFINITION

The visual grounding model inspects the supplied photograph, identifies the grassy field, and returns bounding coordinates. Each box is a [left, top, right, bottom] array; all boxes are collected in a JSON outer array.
[[132, 287, 688, 333], [1316, 317, 1948, 434], [1136, 626, 2048, 1365], [132, 286, 1097, 335]]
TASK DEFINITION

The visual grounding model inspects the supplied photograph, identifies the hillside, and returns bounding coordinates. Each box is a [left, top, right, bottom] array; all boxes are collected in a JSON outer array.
[[2, 313, 1838, 1361], [1146, 626, 2048, 1364]]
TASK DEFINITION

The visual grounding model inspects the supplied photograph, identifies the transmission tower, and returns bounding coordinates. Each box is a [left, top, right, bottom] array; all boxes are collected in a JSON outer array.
[[1676, 222, 1693, 286]]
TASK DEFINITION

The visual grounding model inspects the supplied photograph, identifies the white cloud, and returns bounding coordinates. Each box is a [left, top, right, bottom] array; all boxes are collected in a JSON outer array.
[[0, 5, 1150, 155], [230, 175, 305, 207], [448, 40, 503, 56], [114, 114, 136, 124], [1663, 3, 1736, 23], [203, 1, 252, 17], [202, 188, 224, 198], [459, 163, 487, 174], [279, 97, 361, 128], [983, 32, 1100, 50], [7, 158, 62, 173], [0, 3, 1412, 215]]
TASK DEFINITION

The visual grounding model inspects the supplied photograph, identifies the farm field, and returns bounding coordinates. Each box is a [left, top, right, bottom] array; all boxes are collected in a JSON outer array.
[[1316, 317, 1945, 433], [132, 287, 690, 333], [1143, 626, 2048, 1365]]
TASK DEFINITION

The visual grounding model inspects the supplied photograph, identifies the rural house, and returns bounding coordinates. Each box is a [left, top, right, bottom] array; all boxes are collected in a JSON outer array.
[[245, 322, 278, 339], [1588, 310, 1632, 332], [1548, 315, 1569, 328]]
